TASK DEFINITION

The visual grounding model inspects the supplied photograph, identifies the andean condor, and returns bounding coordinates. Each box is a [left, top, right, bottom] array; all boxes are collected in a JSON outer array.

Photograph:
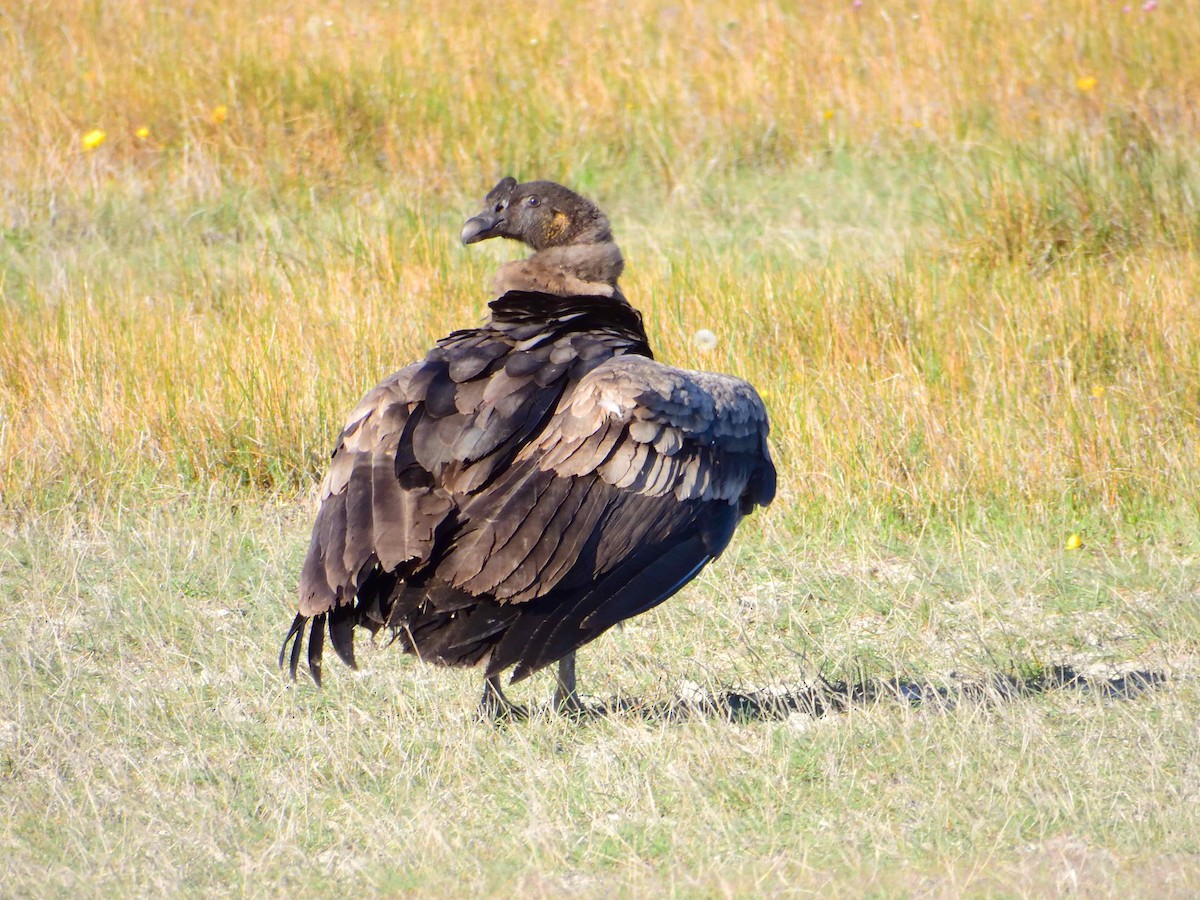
[[281, 177, 775, 717]]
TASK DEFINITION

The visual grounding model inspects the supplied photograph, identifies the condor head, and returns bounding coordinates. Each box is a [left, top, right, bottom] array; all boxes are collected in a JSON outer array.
[[461, 177, 613, 252]]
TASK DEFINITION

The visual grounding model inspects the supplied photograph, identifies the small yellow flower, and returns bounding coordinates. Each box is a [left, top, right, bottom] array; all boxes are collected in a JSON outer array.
[[81, 129, 106, 151], [135, 126, 150, 139], [823, 109, 835, 120], [1091, 385, 1106, 398], [209, 104, 228, 124], [1065, 533, 1083, 550], [1076, 76, 1097, 93]]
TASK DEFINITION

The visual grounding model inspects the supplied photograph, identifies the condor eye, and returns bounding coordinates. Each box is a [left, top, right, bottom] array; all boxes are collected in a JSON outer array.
[[525, 196, 540, 207]]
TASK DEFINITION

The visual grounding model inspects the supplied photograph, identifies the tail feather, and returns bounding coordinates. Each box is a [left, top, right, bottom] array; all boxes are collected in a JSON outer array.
[[280, 611, 335, 686], [281, 613, 307, 679], [329, 603, 358, 669], [307, 613, 327, 687]]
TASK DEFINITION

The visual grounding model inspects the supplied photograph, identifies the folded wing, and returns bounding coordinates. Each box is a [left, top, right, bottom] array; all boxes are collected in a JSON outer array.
[[437, 354, 775, 679]]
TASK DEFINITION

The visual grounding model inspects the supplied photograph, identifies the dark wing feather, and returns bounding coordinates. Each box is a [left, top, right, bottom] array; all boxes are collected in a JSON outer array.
[[513, 533, 714, 680], [486, 505, 721, 681], [298, 365, 427, 616], [435, 354, 774, 680], [442, 354, 773, 601]]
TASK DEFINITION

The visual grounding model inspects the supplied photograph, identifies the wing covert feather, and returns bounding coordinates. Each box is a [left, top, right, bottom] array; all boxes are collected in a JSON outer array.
[[520, 354, 774, 503], [439, 354, 773, 612]]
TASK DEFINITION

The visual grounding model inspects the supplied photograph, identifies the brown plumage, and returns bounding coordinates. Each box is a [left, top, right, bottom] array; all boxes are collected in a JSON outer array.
[[280, 177, 776, 716]]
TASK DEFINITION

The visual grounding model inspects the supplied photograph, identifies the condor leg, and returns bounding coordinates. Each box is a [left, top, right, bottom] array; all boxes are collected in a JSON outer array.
[[553, 651, 585, 713], [478, 675, 527, 721]]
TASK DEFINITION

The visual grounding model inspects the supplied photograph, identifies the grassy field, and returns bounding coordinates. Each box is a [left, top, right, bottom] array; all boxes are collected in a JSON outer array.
[[3, 0, 1200, 894]]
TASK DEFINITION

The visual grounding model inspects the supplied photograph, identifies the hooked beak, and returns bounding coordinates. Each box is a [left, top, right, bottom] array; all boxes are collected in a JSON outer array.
[[461, 212, 503, 245]]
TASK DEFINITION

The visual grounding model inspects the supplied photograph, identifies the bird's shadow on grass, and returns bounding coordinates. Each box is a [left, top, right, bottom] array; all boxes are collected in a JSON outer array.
[[579, 665, 1168, 724]]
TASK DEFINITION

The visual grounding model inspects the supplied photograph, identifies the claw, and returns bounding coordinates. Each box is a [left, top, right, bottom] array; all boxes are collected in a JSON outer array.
[[478, 676, 527, 722]]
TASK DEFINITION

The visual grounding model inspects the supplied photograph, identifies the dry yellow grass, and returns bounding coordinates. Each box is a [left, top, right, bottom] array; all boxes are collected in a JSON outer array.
[[4, 239, 1200, 524], [5, 0, 1197, 184], [3, 0, 1199, 523]]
